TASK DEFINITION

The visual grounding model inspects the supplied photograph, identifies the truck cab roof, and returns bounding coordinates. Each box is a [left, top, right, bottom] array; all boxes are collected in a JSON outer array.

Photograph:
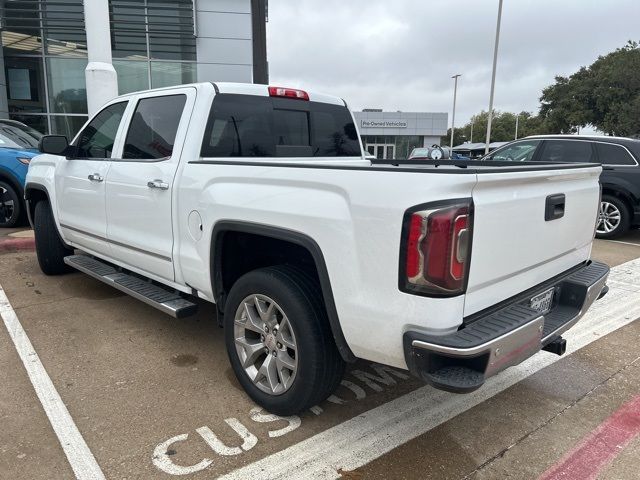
[[115, 81, 347, 107]]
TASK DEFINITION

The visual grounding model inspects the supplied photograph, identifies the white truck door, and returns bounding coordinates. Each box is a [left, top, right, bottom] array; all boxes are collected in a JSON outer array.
[[105, 88, 195, 281], [55, 101, 129, 258]]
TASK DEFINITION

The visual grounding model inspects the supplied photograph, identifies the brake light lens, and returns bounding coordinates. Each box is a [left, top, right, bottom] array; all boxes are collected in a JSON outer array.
[[402, 201, 473, 296], [268, 86, 309, 101]]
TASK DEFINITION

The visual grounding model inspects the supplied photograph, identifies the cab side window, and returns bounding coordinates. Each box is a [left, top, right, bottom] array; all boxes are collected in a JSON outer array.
[[74, 102, 127, 158], [537, 140, 594, 163], [122, 94, 187, 160]]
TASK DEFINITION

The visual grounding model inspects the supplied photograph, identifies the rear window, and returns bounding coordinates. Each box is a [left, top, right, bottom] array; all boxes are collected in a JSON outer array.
[[200, 94, 361, 158], [595, 143, 637, 166], [537, 140, 593, 163]]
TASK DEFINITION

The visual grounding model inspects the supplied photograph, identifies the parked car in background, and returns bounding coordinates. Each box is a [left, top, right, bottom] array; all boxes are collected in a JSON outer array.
[[0, 119, 42, 227], [482, 135, 640, 239]]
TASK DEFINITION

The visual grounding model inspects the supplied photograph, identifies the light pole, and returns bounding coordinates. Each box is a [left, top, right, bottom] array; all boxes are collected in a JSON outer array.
[[450, 74, 461, 152], [515, 114, 519, 139], [485, 0, 504, 154]]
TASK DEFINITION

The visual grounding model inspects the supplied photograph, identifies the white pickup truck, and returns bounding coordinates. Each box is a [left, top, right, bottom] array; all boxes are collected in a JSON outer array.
[[26, 82, 609, 415]]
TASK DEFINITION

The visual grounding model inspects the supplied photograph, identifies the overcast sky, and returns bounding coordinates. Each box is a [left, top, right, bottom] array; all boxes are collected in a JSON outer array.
[[266, 0, 640, 127]]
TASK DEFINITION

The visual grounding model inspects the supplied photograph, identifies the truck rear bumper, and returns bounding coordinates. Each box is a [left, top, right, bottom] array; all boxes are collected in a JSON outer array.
[[403, 261, 609, 393]]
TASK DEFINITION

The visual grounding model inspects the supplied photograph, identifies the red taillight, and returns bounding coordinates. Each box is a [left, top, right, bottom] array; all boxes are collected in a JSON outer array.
[[402, 202, 472, 296], [268, 86, 309, 101], [405, 214, 425, 279]]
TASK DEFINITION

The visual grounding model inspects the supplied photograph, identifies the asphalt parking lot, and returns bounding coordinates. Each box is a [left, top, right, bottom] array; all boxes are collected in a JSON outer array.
[[1, 228, 639, 479]]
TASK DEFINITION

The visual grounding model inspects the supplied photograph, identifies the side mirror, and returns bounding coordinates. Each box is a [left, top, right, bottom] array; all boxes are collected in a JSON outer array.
[[39, 135, 69, 156]]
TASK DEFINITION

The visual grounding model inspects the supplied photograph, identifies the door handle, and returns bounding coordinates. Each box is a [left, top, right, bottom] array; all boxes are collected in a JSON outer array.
[[88, 173, 103, 182], [147, 179, 169, 190], [545, 193, 565, 221]]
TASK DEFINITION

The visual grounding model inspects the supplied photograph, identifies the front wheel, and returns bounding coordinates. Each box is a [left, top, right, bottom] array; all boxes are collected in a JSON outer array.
[[596, 195, 630, 239], [224, 265, 345, 415], [34, 200, 73, 275]]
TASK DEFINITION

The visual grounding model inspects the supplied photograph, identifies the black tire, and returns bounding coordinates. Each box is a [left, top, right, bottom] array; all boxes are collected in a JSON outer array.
[[596, 195, 630, 239], [224, 265, 345, 415], [34, 200, 73, 275], [0, 181, 22, 228]]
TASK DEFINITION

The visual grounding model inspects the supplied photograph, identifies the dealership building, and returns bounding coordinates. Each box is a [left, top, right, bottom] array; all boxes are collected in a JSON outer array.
[[353, 109, 448, 159], [0, 0, 267, 137]]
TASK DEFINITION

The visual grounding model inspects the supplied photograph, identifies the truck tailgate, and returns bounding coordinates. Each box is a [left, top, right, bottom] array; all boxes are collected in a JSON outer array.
[[464, 165, 602, 316]]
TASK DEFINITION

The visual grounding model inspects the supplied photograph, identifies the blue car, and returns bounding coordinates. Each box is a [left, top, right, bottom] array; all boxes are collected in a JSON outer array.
[[0, 119, 42, 227]]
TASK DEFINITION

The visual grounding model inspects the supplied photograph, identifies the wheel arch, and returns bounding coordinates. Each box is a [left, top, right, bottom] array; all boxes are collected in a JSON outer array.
[[0, 169, 24, 198], [600, 184, 635, 214], [210, 220, 356, 362], [24, 182, 52, 228]]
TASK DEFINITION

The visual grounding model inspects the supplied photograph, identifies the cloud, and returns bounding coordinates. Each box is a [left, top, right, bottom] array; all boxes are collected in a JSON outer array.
[[266, 0, 640, 125]]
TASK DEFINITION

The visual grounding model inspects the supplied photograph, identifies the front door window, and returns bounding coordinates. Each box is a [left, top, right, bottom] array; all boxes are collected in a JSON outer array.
[[73, 102, 127, 159]]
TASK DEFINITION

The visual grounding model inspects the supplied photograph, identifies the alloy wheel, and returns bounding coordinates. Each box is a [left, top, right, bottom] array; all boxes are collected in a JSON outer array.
[[596, 201, 621, 234], [233, 294, 298, 395], [0, 186, 15, 224]]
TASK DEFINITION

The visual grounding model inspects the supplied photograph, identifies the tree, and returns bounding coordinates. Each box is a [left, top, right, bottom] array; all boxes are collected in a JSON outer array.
[[442, 110, 550, 146], [540, 41, 640, 136]]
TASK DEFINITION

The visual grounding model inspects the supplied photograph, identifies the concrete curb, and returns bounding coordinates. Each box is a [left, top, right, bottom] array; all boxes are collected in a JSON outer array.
[[0, 237, 36, 252]]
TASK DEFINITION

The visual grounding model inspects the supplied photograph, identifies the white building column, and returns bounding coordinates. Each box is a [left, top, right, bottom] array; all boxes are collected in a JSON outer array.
[[83, 0, 118, 116]]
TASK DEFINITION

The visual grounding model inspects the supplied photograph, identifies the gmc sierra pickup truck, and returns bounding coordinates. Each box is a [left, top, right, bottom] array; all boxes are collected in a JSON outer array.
[[25, 83, 609, 415]]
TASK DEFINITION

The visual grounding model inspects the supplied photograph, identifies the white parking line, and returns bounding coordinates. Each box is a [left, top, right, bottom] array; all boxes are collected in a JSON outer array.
[[0, 286, 106, 480], [220, 258, 640, 480], [602, 239, 640, 247]]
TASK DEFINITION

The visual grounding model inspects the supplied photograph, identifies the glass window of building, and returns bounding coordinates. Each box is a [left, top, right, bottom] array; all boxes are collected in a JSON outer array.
[[114, 60, 151, 95], [109, 0, 197, 94], [1, 0, 88, 135], [2, 0, 200, 137], [47, 58, 88, 114], [150, 62, 196, 89], [43, 1, 88, 57]]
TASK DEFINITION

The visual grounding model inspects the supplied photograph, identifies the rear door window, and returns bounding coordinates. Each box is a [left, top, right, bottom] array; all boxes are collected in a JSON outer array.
[[122, 94, 187, 160], [201, 94, 361, 158], [595, 143, 638, 166], [537, 140, 594, 163]]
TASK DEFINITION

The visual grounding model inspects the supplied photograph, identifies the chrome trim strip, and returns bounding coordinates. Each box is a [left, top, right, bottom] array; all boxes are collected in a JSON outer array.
[[412, 315, 544, 357], [60, 223, 172, 262]]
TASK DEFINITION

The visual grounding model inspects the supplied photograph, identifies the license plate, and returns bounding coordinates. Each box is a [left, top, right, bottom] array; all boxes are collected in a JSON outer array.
[[530, 288, 555, 314]]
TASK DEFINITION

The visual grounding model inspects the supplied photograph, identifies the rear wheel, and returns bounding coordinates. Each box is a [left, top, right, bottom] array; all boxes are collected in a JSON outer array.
[[596, 195, 630, 239], [0, 181, 22, 228], [224, 265, 345, 415], [34, 200, 73, 275]]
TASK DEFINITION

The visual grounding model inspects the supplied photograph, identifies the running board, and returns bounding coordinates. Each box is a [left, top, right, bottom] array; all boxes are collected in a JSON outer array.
[[63, 255, 198, 318]]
